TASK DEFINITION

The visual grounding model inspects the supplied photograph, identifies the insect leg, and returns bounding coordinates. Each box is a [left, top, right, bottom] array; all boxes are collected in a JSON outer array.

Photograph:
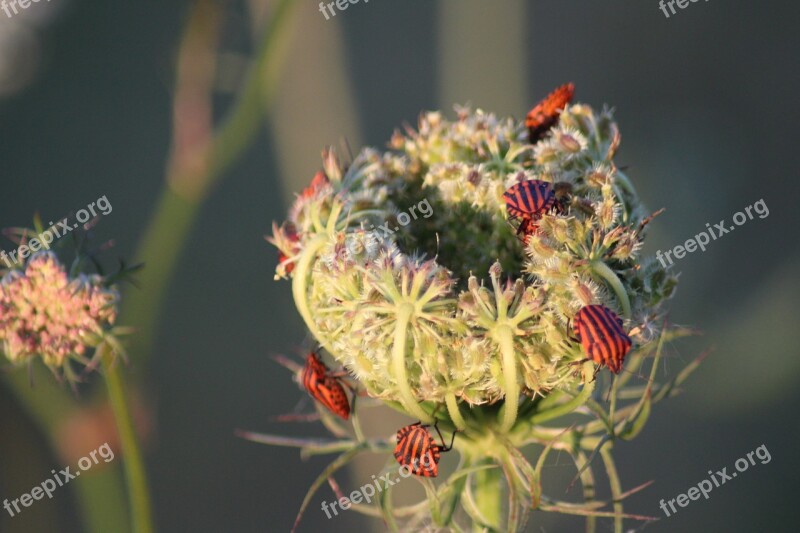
[[432, 420, 457, 452]]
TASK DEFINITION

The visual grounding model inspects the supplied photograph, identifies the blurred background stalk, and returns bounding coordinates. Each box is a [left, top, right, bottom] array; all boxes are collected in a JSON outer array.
[[3, 369, 129, 532], [437, 0, 527, 116], [120, 0, 297, 369], [1, 0, 298, 531]]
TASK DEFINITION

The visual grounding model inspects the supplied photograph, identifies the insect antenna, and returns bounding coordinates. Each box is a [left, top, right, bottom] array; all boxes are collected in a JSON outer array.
[[270, 353, 302, 374], [637, 207, 666, 233], [270, 411, 321, 423]]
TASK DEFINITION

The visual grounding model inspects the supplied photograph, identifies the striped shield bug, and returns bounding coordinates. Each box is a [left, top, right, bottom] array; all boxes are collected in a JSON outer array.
[[301, 170, 329, 199], [278, 252, 292, 274], [526, 82, 575, 143], [274, 222, 300, 276], [572, 304, 632, 374], [503, 179, 557, 237], [301, 351, 351, 420], [393, 421, 456, 478]]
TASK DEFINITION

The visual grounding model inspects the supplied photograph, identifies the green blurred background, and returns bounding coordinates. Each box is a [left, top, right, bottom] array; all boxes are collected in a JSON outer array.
[[1, 0, 799, 531]]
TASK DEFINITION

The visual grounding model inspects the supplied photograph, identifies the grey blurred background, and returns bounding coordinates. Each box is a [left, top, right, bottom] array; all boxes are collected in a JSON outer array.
[[1, 0, 799, 531]]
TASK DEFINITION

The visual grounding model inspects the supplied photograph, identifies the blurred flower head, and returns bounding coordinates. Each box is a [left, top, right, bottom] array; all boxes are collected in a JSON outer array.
[[0, 251, 119, 380]]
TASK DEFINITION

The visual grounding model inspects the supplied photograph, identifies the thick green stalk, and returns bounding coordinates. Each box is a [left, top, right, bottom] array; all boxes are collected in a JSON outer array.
[[102, 345, 153, 533], [473, 460, 503, 531]]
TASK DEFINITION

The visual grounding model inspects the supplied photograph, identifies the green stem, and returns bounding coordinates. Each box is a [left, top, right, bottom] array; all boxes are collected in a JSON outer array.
[[575, 451, 597, 533], [494, 325, 519, 434], [102, 346, 154, 533], [473, 460, 502, 531], [590, 260, 631, 318], [530, 372, 594, 426], [600, 445, 623, 533], [391, 304, 432, 423], [510, 362, 595, 444], [445, 392, 468, 431]]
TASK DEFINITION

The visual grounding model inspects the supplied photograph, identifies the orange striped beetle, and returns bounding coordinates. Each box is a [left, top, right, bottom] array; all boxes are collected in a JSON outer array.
[[526, 82, 575, 143], [572, 304, 632, 374], [504, 179, 556, 238], [393, 421, 456, 477], [301, 351, 351, 420]]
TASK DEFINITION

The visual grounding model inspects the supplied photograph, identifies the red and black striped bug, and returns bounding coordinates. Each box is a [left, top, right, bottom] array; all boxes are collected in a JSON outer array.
[[301, 170, 329, 199], [503, 179, 557, 238], [277, 223, 300, 275], [393, 421, 456, 478], [301, 351, 351, 420], [526, 82, 575, 143], [571, 304, 632, 374]]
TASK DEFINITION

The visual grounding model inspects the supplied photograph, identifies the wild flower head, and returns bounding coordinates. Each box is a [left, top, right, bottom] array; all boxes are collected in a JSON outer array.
[[0, 223, 130, 385], [262, 87, 696, 531]]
